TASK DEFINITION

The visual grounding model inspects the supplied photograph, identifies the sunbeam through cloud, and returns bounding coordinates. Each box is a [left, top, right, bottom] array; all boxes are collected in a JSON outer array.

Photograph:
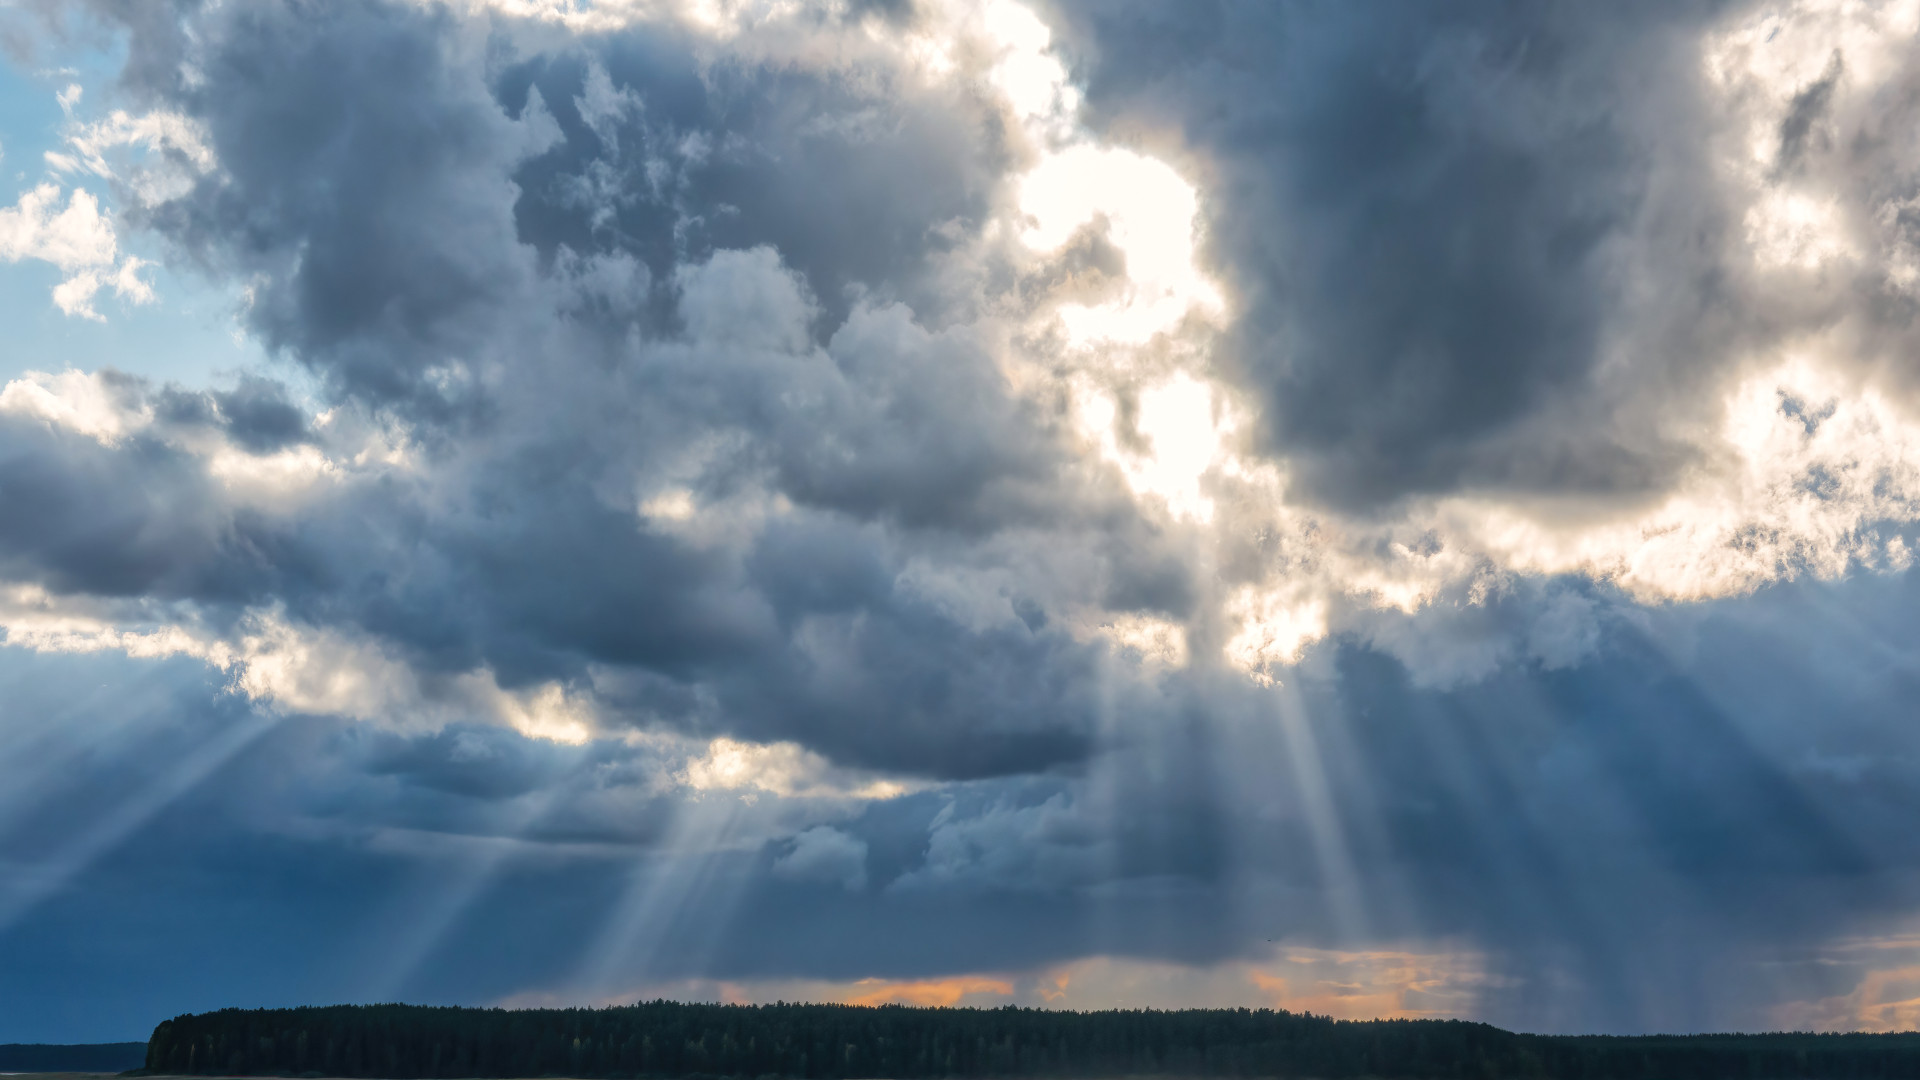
[[8, 0, 1920, 1044]]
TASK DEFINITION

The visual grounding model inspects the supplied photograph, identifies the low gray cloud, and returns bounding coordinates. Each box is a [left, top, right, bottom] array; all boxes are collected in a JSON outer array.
[[772, 826, 869, 890]]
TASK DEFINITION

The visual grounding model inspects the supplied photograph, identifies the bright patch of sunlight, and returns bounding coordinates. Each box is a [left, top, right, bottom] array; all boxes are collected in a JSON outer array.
[[1705, 0, 1920, 165], [0, 368, 148, 443], [680, 737, 913, 800], [0, 587, 603, 744], [1745, 190, 1852, 269], [640, 487, 698, 522], [1020, 145, 1222, 346], [1452, 354, 1920, 601], [206, 444, 337, 499], [1075, 372, 1227, 523], [981, 0, 1077, 133], [1096, 612, 1190, 668], [0, 584, 232, 664], [491, 681, 595, 745], [1223, 587, 1329, 685]]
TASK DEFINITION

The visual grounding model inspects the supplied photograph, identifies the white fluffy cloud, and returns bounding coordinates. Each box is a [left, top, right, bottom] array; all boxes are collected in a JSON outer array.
[[0, 182, 151, 318], [3, 77, 218, 319]]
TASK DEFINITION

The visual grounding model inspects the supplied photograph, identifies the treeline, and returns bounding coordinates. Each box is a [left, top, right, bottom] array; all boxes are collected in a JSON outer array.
[[0, 1042, 150, 1072], [142, 1001, 1920, 1080]]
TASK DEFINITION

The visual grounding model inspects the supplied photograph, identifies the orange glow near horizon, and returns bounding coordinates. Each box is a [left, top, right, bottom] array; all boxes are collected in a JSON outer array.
[[1243, 947, 1501, 1022], [843, 976, 1017, 1007]]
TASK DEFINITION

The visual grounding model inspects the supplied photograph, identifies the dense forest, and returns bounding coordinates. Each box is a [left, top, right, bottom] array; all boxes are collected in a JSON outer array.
[[0, 1042, 150, 1072], [141, 1002, 1920, 1080]]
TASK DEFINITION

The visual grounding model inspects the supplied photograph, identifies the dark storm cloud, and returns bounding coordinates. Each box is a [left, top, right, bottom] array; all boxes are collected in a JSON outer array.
[[357, 724, 584, 801], [123, 0, 1005, 418], [0, 392, 239, 600], [0, 362, 1113, 782], [153, 374, 311, 452], [499, 34, 1006, 334], [141, 0, 547, 418], [1043, 0, 1743, 508]]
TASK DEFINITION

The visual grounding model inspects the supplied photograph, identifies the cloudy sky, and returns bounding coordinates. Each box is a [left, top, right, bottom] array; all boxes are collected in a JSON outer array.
[[4, 0, 1920, 1042]]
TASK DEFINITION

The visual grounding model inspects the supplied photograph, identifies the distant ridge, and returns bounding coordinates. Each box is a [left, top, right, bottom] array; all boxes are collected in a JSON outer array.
[[143, 1002, 1920, 1079], [0, 1043, 148, 1073]]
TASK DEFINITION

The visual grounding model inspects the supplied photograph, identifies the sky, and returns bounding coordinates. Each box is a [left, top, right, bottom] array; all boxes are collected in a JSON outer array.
[[4, 0, 1920, 1044]]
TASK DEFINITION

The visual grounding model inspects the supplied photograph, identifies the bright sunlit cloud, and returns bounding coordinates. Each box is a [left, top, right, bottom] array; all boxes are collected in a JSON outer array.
[[1020, 145, 1222, 346]]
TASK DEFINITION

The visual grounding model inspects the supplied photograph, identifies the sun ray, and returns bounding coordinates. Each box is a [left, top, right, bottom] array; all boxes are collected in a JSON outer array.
[[0, 709, 278, 934], [360, 785, 580, 1002], [1268, 679, 1371, 948], [575, 794, 756, 1000]]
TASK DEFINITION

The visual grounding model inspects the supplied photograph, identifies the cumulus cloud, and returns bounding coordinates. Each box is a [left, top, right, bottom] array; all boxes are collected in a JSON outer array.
[[0, 183, 114, 267], [10, 0, 1920, 1039], [0, 182, 148, 317], [0, 72, 211, 319]]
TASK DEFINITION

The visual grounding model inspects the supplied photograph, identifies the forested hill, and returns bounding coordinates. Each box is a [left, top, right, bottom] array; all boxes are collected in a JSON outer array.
[[141, 1002, 1920, 1080]]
